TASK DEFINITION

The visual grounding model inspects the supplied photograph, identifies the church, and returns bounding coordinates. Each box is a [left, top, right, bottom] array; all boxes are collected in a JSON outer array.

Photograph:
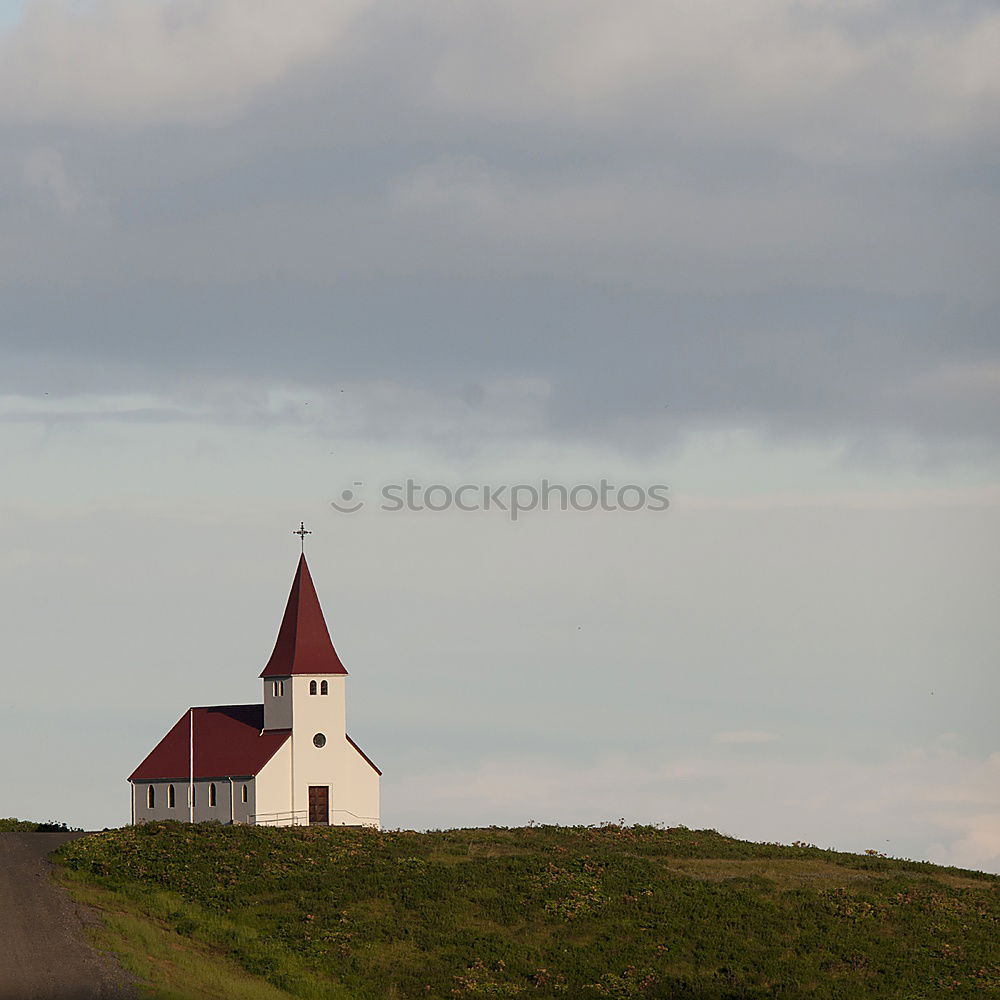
[[128, 542, 381, 827]]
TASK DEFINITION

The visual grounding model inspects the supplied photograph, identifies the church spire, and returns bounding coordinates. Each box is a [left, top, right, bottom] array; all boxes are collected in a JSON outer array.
[[259, 553, 349, 677]]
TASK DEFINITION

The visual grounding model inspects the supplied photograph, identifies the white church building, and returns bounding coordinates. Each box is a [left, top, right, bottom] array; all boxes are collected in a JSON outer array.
[[128, 548, 380, 827]]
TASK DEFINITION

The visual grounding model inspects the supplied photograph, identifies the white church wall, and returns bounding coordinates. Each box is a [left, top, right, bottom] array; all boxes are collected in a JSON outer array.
[[291, 734, 379, 827], [253, 739, 294, 824], [336, 738, 381, 827], [133, 777, 258, 824], [291, 674, 347, 744], [288, 675, 379, 827], [232, 778, 256, 824], [192, 778, 225, 823], [133, 780, 177, 823]]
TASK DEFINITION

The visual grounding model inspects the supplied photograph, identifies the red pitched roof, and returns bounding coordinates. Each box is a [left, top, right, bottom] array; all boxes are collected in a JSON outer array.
[[128, 705, 290, 781], [260, 554, 349, 677]]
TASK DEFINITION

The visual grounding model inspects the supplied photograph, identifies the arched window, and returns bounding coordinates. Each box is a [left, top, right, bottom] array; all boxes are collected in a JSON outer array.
[[147, 785, 155, 809], [241, 784, 248, 803], [209, 783, 217, 807], [191, 785, 197, 807], [320, 680, 328, 695], [309, 680, 317, 695], [167, 784, 175, 808]]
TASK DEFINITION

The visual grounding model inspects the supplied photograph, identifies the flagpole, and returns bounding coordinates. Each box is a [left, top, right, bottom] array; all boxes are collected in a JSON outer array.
[[189, 708, 194, 823]]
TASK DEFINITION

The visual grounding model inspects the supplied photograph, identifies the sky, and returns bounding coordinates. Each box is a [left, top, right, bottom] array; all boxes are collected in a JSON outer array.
[[0, 0, 998, 872]]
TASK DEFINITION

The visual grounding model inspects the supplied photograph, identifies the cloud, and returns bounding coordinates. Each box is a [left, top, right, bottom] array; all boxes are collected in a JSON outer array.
[[0, 0, 996, 460], [712, 730, 780, 744], [684, 485, 1000, 511], [0, 0, 365, 125], [1, 0, 997, 148], [21, 147, 82, 215], [937, 813, 1000, 872], [0, 376, 562, 459], [417, 0, 1000, 152]]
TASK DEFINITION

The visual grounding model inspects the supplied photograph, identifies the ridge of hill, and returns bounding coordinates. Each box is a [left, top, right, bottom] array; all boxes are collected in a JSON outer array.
[[56, 822, 999, 999], [0, 817, 82, 832]]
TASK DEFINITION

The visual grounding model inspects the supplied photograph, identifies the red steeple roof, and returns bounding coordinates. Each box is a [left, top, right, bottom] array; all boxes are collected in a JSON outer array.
[[259, 554, 349, 677]]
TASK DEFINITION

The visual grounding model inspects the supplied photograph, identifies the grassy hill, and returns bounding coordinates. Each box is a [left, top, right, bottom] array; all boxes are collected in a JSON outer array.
[[56, 822, 999, 999]]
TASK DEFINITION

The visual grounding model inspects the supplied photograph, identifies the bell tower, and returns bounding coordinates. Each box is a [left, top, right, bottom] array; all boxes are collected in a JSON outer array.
[[259, 548, 349, 736]]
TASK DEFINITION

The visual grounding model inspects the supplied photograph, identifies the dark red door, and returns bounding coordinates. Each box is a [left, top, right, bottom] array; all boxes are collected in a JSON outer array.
[[308, 786, 329, 825]]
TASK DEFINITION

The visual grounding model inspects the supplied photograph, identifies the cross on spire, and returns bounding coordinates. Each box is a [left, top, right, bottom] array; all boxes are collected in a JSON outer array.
[[293, 521, 312, 552]]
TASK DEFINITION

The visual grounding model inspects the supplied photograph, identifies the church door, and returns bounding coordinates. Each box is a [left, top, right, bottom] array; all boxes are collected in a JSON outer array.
[[308, 786, 329, 825]]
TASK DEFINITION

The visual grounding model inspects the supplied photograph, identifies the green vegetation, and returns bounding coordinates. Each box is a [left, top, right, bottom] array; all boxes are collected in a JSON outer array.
[[57, 822, 999, 999], [0, 817, 81, 832], [58, 876, 298, 1000]]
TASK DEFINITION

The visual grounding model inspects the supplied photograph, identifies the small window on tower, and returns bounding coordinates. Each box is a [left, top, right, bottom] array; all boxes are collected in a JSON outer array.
[[209, 783, 217, 807], [309, 680, 317, 695], [279, 680, 285, 696], [167, 784, 175, 808], [147, 785, 155, 809], [241, 784, 248, 803], [320, 680, 328, 695], [272, 680, 278, 697]]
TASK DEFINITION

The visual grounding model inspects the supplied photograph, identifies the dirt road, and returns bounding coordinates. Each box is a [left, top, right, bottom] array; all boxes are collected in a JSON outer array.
[[0, 833, 135, 1000]]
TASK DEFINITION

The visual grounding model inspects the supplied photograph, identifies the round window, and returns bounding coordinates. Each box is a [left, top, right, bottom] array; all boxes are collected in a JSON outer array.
[[313, 733, 327, 748]]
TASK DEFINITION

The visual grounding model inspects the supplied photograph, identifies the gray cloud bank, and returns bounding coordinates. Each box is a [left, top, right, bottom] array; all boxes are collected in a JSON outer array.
[[1, 0, 998, 455]]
